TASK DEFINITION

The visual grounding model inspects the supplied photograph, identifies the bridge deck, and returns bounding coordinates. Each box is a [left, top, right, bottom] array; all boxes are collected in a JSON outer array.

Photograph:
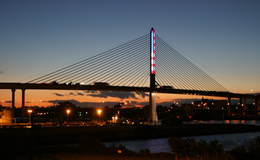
[[0, 83, 258, 99]]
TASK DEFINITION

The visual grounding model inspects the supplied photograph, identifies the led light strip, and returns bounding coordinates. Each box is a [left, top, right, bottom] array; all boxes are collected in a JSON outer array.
[[150, 28, 155, 74]]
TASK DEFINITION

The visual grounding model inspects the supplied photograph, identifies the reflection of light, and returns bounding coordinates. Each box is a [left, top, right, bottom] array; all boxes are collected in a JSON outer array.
[[67, 109, 70, 114], [97, 109, 102, 115], [28, 110, 32, 113]]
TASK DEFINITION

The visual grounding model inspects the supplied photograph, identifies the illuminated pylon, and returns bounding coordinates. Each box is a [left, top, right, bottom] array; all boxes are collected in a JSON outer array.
[[149, 28, 158, 122]]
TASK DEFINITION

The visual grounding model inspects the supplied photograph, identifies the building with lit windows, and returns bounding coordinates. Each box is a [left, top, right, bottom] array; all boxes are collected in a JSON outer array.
[[192, 98, 227, 110]]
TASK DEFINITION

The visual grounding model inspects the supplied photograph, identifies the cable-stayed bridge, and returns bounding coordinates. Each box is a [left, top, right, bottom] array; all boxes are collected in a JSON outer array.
[[0, 28, 259, 121], [27, 33, 228, 92]]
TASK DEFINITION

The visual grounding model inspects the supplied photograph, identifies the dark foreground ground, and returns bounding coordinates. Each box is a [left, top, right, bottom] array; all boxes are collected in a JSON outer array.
[[1, 124, 260, 160], [2, 124, 260, 144], [16, 153, 236, 160]]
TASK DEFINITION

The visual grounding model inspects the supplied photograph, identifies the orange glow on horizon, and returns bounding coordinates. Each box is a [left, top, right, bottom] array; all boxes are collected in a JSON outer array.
[[0, 90, 248, 108]]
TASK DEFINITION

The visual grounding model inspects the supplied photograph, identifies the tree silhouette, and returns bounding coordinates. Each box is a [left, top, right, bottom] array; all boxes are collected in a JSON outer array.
[[168, 137, 223, 157], [55, 101, 77, 124]]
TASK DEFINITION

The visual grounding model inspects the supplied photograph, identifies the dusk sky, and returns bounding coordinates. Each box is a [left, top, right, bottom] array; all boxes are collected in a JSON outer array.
[[1, 0, 260, 108]]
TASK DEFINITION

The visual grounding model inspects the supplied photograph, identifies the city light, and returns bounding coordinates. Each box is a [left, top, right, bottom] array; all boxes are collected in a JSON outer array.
[[28, 109, 32, 123], [97, 109, 102, 122], [67, 109, 70, 123]]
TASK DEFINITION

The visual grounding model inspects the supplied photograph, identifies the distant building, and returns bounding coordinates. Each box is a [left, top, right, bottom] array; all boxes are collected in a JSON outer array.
[[192, 98, 227, 109], [120, 101, 136, 108], [0, 108, 15, 124]]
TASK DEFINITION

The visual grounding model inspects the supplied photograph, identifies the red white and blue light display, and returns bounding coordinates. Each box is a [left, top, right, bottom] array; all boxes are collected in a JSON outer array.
[[150, 28, 155, 74]]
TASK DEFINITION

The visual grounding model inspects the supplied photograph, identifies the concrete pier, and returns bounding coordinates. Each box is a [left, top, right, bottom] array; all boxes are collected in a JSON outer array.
[[149, 91, 158, 122], [22, 89, 26, 122], [11, 89, 15, 109]]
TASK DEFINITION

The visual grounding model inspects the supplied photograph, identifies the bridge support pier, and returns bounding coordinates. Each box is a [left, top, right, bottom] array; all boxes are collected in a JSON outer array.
[[255, 98, 260, 116], [243, 98, 247, 116], [149, 91, 158, 122], [255, 98, 258, 116], [11, 89, 16, 109], [239, 98, 243, 117], [11, 89, 16, 118], [228, 97, 231, 116], [22, 89, 26, 122]]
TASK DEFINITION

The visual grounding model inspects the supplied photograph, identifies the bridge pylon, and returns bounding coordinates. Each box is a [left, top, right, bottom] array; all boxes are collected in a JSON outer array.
[[149, 28, 158, 122]]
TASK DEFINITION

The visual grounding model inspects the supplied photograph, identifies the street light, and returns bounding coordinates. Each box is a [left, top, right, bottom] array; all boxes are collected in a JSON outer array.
[[97, 109, 102, 122], [28, 109, 32, 123], [27, 109, 33, 160], [67, 109, 70, 123]]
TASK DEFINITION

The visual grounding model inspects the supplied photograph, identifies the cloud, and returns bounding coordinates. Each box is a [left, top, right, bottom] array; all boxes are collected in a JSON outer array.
[[84, 90, 99, 94], [136, 92, 149, 98], [52, 91, 149, 99], [68, 92, 75, 96], [76, 92, 84, 96], [47, 99, 120, 108], [53, 93, 64, 96], [88, 91, 136, 99], [64, 92, 85, 96], [0, 71, 3, 74], [87, 91, 149, 99]]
